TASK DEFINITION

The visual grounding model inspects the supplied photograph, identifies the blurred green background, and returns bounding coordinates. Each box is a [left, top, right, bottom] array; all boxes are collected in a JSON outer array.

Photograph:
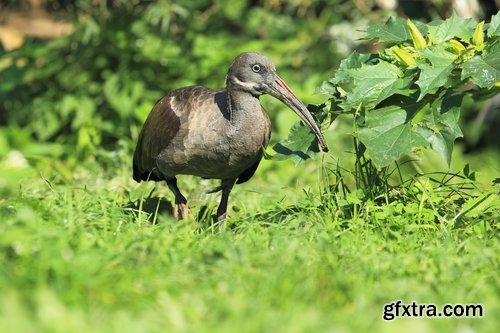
[[1, 0, 498, 170]]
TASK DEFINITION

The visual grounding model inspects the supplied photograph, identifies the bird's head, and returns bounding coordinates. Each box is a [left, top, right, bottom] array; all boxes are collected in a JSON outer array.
[[226, 52, 328, 152]]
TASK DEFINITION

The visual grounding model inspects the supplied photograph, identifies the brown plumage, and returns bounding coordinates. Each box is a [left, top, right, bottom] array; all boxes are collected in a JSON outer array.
[[133, 52, 328, 221]]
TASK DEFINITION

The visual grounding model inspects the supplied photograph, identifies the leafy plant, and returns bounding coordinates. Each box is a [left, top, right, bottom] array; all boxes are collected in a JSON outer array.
[[0, 0, 357, 159], [276, 12, 500, 168]]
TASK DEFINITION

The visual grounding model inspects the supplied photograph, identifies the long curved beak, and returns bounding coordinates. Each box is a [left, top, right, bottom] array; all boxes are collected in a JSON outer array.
[[266, 74, 328, 152]]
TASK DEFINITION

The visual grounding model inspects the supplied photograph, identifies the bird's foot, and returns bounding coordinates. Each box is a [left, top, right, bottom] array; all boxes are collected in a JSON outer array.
[[173, 202, 191, 220], [216, 212, 227, 221], [213, 212, 229, 231]]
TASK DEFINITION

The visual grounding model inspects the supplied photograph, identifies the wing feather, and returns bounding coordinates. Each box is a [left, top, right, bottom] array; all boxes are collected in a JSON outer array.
[[132, 95, 181, 182]]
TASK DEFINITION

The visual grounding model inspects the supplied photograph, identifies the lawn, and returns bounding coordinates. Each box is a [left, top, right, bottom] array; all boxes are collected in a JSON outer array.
[[1, 138, 498, 333], [1, 3, 499, 333]]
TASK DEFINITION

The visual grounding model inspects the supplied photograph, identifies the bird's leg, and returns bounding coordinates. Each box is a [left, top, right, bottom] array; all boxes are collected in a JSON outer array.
[[166, 178, 189, 220], [216, 178, 237, 222]]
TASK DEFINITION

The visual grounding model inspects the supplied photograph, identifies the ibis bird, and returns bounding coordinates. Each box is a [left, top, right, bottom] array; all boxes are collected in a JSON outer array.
[[133, 52, 328, 221]]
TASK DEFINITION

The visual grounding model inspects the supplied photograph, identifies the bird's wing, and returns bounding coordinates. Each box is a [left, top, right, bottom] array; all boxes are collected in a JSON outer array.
[[133, 93, 181, 182], [132, 87, 221, 182]]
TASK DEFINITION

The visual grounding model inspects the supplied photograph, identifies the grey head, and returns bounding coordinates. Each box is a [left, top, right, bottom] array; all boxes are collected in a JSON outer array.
[[226, 52, 329, 152]]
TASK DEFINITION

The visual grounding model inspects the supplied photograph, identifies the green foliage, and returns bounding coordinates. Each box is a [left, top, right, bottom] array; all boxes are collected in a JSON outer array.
[[0, 0, 352, 157], [0, 150, 499, 333], [267, 104, 331, 163], [278, 12, 500, 168], [462, 41, 500, 88], [365, 16, 428, 43], [357, 105, 429, 167]]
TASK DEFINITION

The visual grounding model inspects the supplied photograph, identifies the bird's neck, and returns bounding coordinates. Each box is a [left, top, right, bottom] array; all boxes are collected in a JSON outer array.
[[226, 85, 261, 127]]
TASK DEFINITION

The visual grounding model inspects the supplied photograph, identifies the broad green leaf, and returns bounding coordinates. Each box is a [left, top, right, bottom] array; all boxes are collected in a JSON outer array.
[[427, 12, 476, 43], [357, 106, 428, 168], [487, 11, 500, 37], [419, 46, 459, 68], [429, 91, 463, 138], [462, 41, 500, 88], [416, 91, 463, 165], [379, 92, 429, 121], [343, 61, 402, 109], [416, 46, 457, 99], [270, 105, 327, 163], [365, 17, 427, 43], [375, 75, 415, 104], [415, 63, 452, 99], [365, 17, 410, 42], [332, 52, 371, 85], [320, 80, 337, 96]]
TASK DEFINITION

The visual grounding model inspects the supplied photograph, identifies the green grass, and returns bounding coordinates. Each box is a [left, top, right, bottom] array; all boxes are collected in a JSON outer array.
[[0, 142, 499, 333]]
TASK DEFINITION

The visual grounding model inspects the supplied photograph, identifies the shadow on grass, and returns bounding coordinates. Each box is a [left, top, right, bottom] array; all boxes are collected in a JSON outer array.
[[122, 187, 321, 229], [123, 190, 217, 226], [126, 196, 173, 216], [228, 205, 306, 228]]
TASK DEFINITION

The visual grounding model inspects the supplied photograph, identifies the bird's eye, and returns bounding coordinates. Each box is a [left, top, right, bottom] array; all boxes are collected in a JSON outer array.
[[252, 64, 261, 73]]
